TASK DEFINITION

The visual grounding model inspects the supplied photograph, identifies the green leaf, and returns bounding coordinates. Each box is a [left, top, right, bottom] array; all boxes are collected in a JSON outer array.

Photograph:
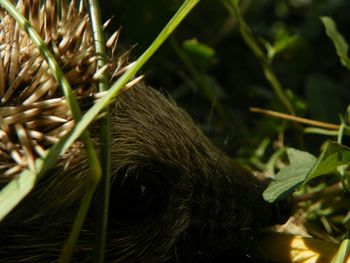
[[0, 0, 201, 222], [263, 148, 317, 202], [182, 39, 216, 67], [266, 30, 300, 60], [331, 239, 350, 263], [304, 141, 350, 184], [222, 0, 294, 114], [321, 16, 350, 70], [264, 142, 350, 203]]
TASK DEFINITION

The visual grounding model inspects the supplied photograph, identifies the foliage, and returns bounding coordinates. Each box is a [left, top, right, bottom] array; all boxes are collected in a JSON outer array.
[[101, 0, 350, 260], [1, 0, 349, 261], [0, 0, 200, 261]]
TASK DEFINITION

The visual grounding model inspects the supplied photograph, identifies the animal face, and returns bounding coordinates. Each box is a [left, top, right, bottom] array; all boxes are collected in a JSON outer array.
[[0, 1, 289, 262]]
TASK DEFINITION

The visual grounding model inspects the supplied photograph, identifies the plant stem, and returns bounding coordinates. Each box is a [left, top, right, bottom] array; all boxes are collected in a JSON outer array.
[[85, 0, 111, 262], [0, 1, 101, 261], [223, 0, 295, 115], [39, 0, 201, 167], [250, 107, 340, 130]]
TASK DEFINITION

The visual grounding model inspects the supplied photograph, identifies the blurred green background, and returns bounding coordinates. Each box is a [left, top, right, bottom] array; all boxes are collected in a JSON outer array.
[[101, 0, 350, 163]]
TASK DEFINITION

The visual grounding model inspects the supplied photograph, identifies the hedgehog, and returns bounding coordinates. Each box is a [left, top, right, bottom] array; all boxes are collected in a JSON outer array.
[[0, 0, 290, 262]]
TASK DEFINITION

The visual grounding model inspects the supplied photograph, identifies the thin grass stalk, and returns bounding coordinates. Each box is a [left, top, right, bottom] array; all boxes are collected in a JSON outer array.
[[222, 0, 295, 115], [59, 0, 200, 259], [37, 0, 201, 173], [57, 0, 62, 18], [337, 118, 350, 192], [170, 37, 231, 126], [0, 0, 200, 251], [250, 107, 340, 130], [304, 127, 340, 136], [84, 0, 111, 261], [59, 176, 101, 262], [0, 0, 102, 261]]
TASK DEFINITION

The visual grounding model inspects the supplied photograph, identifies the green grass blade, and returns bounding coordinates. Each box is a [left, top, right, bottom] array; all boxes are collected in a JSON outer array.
[[222, 0, 294, 115], [0, 0, 200, 255], [58, 0, 201, 260], [36, 0, 201, 170], [331, 238, 350, 263], [84, 0, 111, 262], [0, 0, 101, 260], [0, 164, 39, 221]]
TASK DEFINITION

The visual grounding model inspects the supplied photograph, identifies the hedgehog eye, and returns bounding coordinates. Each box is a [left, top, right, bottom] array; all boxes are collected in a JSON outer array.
[[109, 166, 168, 220]]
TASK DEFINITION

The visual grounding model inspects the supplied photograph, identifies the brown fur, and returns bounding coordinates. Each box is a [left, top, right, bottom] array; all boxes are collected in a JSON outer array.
[[0, 83, 288, 262], [0, 1, 289, 262]]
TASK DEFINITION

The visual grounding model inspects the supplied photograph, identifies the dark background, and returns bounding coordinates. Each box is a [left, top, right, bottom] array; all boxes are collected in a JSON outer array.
[[100, 0, 350, 164]]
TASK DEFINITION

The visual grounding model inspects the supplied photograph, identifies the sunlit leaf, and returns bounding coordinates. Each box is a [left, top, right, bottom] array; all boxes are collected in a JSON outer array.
[[331, 238, 350, 263], [263, 148, 317, 202], [264, 142, 350, 202], [304, 141, 350, 183]]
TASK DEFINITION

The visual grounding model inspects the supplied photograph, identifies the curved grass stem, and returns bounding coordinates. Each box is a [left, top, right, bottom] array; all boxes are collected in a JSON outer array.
[[84, 0, 111, 262], [0, 0, 101, 261], [0, 0, 200, 260], [222, 0, 295, 115], [39, 0, 201, 166]]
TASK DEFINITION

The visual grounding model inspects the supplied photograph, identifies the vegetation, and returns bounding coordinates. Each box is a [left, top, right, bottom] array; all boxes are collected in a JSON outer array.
[[102, 0, 350, 261], [0, 0, 200, 261], [1, 0, 350, 261]]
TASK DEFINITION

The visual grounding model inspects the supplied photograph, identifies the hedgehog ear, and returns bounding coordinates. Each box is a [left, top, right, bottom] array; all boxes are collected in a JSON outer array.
[[109, 166, 170, 221]]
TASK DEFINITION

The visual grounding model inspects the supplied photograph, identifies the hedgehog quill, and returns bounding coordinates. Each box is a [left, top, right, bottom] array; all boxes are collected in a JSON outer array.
[[0, 1, 290, 262]]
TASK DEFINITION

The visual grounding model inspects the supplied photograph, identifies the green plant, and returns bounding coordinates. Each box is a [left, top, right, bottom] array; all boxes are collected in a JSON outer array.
[[0, 0, 200, 261], [222, 1, 350, 260]]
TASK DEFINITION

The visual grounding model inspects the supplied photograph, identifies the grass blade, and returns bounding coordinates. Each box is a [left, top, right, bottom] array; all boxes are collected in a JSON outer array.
[[0, 0, 101, 260], [0, 0, 200, 259], [84, 0, 111, 261]]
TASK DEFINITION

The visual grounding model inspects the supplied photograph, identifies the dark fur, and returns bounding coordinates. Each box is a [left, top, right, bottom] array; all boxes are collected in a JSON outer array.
[[1, 84, 288, 262], [0, 1, 289, 262]]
